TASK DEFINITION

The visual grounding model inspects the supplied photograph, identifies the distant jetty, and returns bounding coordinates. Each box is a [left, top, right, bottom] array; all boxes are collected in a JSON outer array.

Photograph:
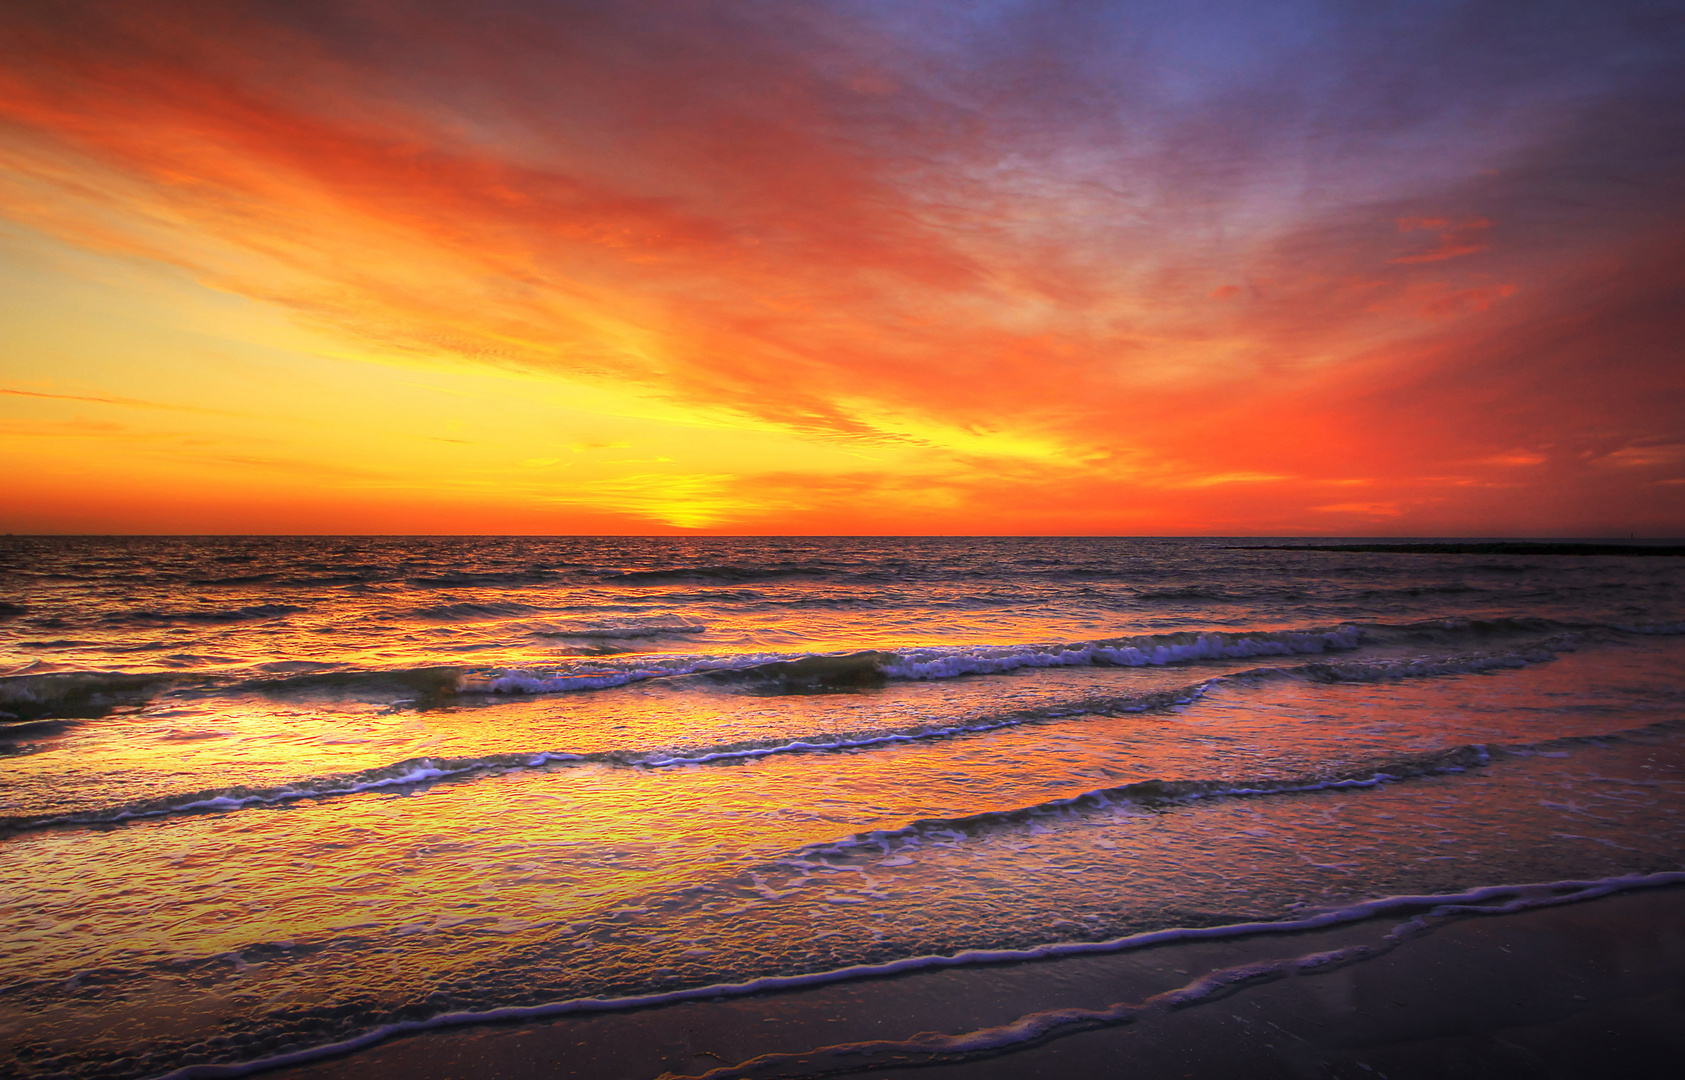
[[1229, 542, 1685, 556]]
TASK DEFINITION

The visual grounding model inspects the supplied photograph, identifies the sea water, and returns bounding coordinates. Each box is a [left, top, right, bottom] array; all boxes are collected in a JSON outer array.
[[1, 536, 1681, 1078]]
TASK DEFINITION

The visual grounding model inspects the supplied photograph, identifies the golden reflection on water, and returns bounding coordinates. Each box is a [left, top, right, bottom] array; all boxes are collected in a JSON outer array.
[[6, 728, 1683, 1072], [4, 538, 1685, 1078], [6, 643, 1681, 984]]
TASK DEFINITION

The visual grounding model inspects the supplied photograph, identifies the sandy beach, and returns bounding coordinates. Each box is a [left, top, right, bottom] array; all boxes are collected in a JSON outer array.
[[274, 881, 1685, 1080]]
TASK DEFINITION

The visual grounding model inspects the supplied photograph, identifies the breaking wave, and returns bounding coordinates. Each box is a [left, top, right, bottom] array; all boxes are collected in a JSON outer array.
[[465, 626, 1366, 696], [0, 671, 185, 722], [0, 617, 1596, 721], [230, 666, 465, 700], [877, 626, 1362, 679], [809, 745, 1496, 852], [10, 657, 1654, 836], [0, 751, 584, 833]]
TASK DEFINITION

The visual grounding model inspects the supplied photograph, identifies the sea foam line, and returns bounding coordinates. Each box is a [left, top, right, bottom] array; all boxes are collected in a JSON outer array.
[[667, 869, 1685, 1080], [458, 626, 1364, 696], [149, 871, 1685, 1080], [879, 625, 1361, 680], [6, 616, 1623, 713], [632, 686, 1206, 767], [0, 753, 584, 832], [802, 744, 1494, 854], [2, 647, 1578, 834]]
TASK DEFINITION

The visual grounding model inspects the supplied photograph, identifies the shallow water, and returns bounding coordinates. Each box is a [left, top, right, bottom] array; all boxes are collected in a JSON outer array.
[[1, 536, 1681, 1078]]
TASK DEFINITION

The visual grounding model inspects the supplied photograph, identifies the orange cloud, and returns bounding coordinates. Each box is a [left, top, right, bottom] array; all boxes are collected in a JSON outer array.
[[2, 2, 1683, 535]]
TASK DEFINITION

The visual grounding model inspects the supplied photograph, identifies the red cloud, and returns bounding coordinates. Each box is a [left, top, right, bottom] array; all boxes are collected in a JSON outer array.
[[1390, 217, 1493, 264], [1, 2, 1682, 535]]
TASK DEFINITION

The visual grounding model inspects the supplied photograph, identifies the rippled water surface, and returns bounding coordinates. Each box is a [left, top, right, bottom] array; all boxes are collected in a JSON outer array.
[[1, 536, 1682, 1078]]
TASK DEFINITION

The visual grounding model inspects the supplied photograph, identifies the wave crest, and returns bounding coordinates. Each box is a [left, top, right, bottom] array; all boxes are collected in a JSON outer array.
[[881, 626, 1362, 680], [0, 671, 181, 722]]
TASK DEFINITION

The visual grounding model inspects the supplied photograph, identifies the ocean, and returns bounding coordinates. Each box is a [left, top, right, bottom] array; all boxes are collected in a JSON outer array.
[[2, 535, 1682, 1079]]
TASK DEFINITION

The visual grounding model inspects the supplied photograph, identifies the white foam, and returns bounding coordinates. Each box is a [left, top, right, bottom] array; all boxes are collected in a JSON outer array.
[[11, 754, 578, 831], [146, 871, 1685, 1080], [454, 627, 1365, 698], [879, 627, 1362, 680], [807, 745, 1492, 853], [7, 640, 1588, 839], [636, 714, 1061, 768], [8, 641, 1573, 835]]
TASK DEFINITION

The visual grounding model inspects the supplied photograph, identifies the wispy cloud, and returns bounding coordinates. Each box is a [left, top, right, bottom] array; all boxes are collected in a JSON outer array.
[[2, 1, 1683, 532], [1, 386, 249, 417]]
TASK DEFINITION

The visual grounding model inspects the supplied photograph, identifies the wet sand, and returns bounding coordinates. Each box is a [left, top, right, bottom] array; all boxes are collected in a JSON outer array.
[[276, 883, 1685, 1080]]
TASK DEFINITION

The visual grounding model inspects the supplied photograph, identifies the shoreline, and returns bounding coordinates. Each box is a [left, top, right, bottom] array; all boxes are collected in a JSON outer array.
[[175, 873, 1685, 1080]]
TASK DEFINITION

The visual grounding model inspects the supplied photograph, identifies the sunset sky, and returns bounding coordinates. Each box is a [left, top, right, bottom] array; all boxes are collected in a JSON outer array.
[[2, 0, 1682, 535]]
